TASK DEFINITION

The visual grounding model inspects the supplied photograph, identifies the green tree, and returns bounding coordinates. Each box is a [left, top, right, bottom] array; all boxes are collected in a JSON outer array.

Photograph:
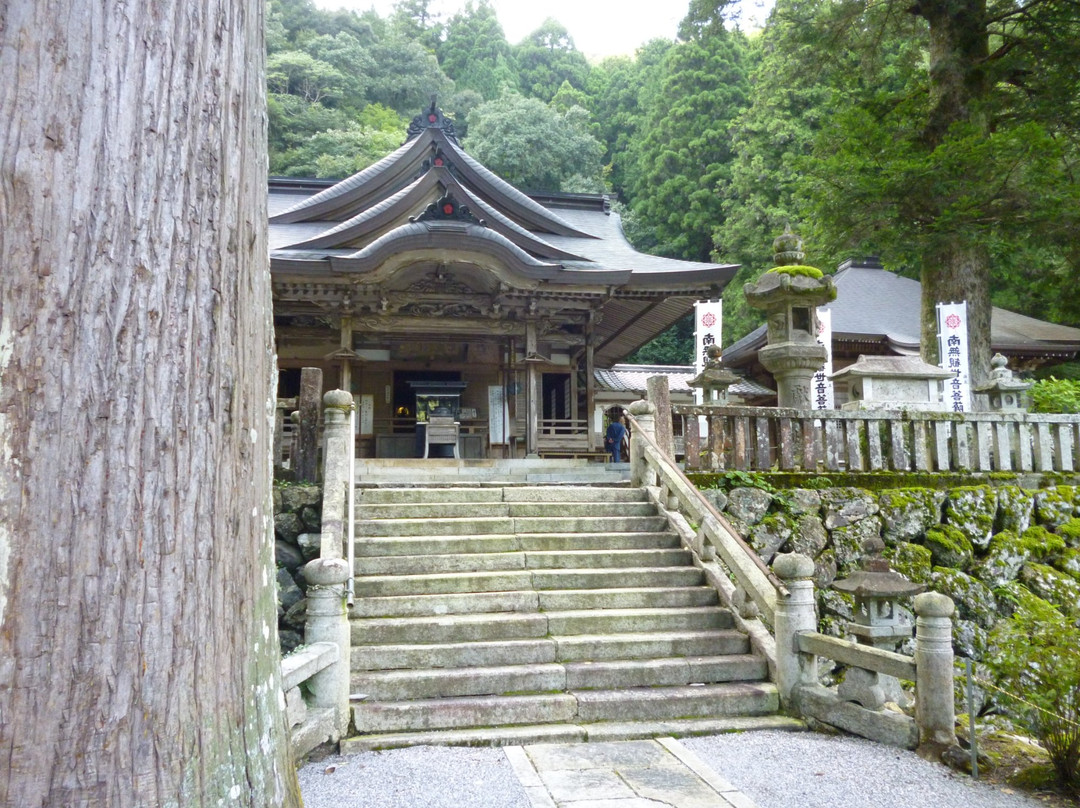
[[438, 1, 519, 100], [777, 0, 1080, 382], [625, 15, 754, 261], [367, 33, 455, 114], [513, 18, 590, 103], [390, 0, 443, 50], [586, 40, 673, 200], [626, 313, 695, 365], [464, 94, 605, 192]]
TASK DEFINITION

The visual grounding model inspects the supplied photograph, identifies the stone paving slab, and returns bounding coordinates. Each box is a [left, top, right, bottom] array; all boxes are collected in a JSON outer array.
[[507, 738, 760, 808]]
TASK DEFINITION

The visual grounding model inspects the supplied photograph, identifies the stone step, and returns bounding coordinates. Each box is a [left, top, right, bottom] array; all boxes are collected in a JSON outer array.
[[572, 683, 778, 723], [355, 567, 705, 597], [351, 655, 767, 700], [351, 683, 778, 734], [512, 516, 670, 534], [357, 487, 508, 504], [354, 693, 580, 733], [515, 532, 681, 552], [340, 715, 805, 753], [354, 501, 659, 520], [563, 655, 767, 690], [536, 586, 718, 611], [351, 612, 549, 645], [357, 515, 669, 537], [529, 567, 706, 590], [352, 586, 720, 620], [355, 534, 521, 558], [544, 606, 732, 635], [523, 548, 693, 570], [353, 570, 533, 597], [501, 486, 646, 502], [353, 662, 568, 700], [358, 548, 695, 576], [352, 606, 732, 647], [351, 590, 540, 619], [353, 531, 681, 558], [353, 638, 557, 671], [355, 485, 645, 505], [553, 629, 750, 662], [357, 516, 514, 537]]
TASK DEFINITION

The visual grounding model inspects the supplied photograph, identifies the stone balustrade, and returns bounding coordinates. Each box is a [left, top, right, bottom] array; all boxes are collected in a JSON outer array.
[[674, 404, 1080, 474]]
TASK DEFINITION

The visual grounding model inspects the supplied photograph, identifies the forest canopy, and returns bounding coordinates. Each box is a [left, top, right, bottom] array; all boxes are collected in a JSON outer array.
[[267, 0, 1080, 368]]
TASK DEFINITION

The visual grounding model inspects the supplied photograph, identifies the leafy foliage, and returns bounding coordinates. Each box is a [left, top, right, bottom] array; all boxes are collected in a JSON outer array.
[[512, 18, 590, 103], [464, 95, 605, 192], [1030, 378, 1080, 414], [987, 590, 1080, 792]]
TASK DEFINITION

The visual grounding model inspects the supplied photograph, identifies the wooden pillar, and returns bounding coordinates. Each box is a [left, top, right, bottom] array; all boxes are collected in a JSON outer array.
[[296, 367, 323, 483], [338, 316, 353, 394], [526, 322, 539, 456], [585, 321, 596, 450]]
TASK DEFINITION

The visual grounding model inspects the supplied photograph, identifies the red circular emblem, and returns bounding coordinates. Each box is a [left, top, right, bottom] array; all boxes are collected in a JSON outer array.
[[701, 312, 717, 328], [428, 114, 438, 123], [434, 157, 444, 166], [442, 203, 455, 215], [946, 314, 961, 329]]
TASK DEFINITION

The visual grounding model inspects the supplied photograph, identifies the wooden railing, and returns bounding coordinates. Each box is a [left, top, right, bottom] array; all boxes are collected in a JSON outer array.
[[674, 405, 1080, 474], [537, 418, 591, 451]]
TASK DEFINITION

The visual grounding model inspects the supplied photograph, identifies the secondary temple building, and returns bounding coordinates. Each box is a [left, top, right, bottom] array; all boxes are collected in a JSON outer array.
[[269, 102, 738, 458]]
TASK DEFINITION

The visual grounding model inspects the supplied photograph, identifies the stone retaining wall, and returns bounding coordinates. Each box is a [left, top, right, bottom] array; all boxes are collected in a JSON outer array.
[[695, 481, 1080, 666], [273, 484, 323, 653]]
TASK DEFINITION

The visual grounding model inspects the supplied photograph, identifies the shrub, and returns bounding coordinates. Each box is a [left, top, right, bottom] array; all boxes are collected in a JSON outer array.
[[1030, 377, 1080, 414], [987, 591, 1080, 793]]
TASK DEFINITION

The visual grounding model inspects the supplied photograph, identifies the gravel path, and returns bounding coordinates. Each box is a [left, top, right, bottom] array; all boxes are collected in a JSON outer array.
[[299, 731, 1055, 808], [682, 731, 1052, 808], [298, 745, 532, 808]]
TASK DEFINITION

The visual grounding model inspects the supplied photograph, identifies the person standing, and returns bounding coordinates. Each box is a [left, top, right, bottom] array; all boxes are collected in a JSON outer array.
[[605, 413, 628, 462]]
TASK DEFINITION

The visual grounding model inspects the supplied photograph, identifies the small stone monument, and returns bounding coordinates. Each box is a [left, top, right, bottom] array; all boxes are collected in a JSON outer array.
[[832, 537, 925, 710], [688, 344, 740, 404], [744, 227, 836, 408], [831, 355, 955, 411], [974, 353, 1031, 412]]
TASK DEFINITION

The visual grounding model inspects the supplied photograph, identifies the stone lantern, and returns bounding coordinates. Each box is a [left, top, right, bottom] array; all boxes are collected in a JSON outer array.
[[974, 353, 1031, 412], [744, 228, 836, 408], [832, 537, 925, 710], [688, 344, 740, 404]]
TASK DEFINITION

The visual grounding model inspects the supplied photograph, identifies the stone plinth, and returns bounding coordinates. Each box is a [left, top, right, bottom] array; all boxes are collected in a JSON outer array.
[[832, 355, 954, 411]]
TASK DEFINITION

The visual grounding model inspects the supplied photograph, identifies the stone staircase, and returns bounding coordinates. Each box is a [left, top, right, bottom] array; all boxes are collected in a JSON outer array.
[[342, 483, 797, 751]]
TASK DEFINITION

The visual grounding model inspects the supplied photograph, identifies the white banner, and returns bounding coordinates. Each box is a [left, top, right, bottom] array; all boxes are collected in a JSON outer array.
[[937, 301, 972, 412], [693, 299, 723, 406], [811, 308, 834, 410]]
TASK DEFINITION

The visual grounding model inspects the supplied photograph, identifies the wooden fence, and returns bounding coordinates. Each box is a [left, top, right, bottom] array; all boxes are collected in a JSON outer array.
[[673, 405, 1080, 474]]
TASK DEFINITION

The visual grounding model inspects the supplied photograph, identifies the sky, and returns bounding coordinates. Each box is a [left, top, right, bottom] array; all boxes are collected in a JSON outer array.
[[312, 0, 773, 60]]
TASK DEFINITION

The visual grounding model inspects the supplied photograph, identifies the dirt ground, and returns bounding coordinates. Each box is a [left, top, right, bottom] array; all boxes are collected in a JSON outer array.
[[960, 726, 1078, 806]]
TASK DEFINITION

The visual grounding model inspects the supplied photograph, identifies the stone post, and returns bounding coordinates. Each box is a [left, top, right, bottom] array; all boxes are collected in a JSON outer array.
[[646, 375, 674, 460], [320, 390, 353, 560], [296, 367, 323, 483], [914, 592, 957, 757], [303, 556, 352, 736], [772, 552, 818, 708], [628, 399, 656, 488]]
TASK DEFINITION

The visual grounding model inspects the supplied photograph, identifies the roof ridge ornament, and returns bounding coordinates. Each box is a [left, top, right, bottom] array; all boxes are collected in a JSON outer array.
[[406, 96, 459, 145], [411, 191, 486, 226]]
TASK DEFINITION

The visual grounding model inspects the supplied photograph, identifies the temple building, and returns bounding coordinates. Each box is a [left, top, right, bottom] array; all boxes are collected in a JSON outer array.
[[270, 102, 738, 457], [723, 257, 1080, 406]]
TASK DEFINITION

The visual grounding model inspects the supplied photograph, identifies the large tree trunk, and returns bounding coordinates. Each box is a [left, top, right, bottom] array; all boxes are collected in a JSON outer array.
[[916, 0, 993, 384], [0, 3, 302, 807], [920, 239, 993, 386]]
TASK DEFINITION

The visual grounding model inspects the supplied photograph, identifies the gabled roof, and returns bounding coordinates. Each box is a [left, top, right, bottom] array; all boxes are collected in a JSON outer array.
[[268, 102, 740, 366], [594, 364, 775, 401], [724, 260, 1080, 367]]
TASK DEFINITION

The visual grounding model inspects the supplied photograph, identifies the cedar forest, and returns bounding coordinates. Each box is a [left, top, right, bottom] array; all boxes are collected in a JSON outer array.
[[268, 0, 1080, 372]]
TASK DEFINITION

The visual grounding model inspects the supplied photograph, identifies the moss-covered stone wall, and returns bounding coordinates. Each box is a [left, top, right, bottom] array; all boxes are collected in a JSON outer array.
[[691, 476, 1080, 667]]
